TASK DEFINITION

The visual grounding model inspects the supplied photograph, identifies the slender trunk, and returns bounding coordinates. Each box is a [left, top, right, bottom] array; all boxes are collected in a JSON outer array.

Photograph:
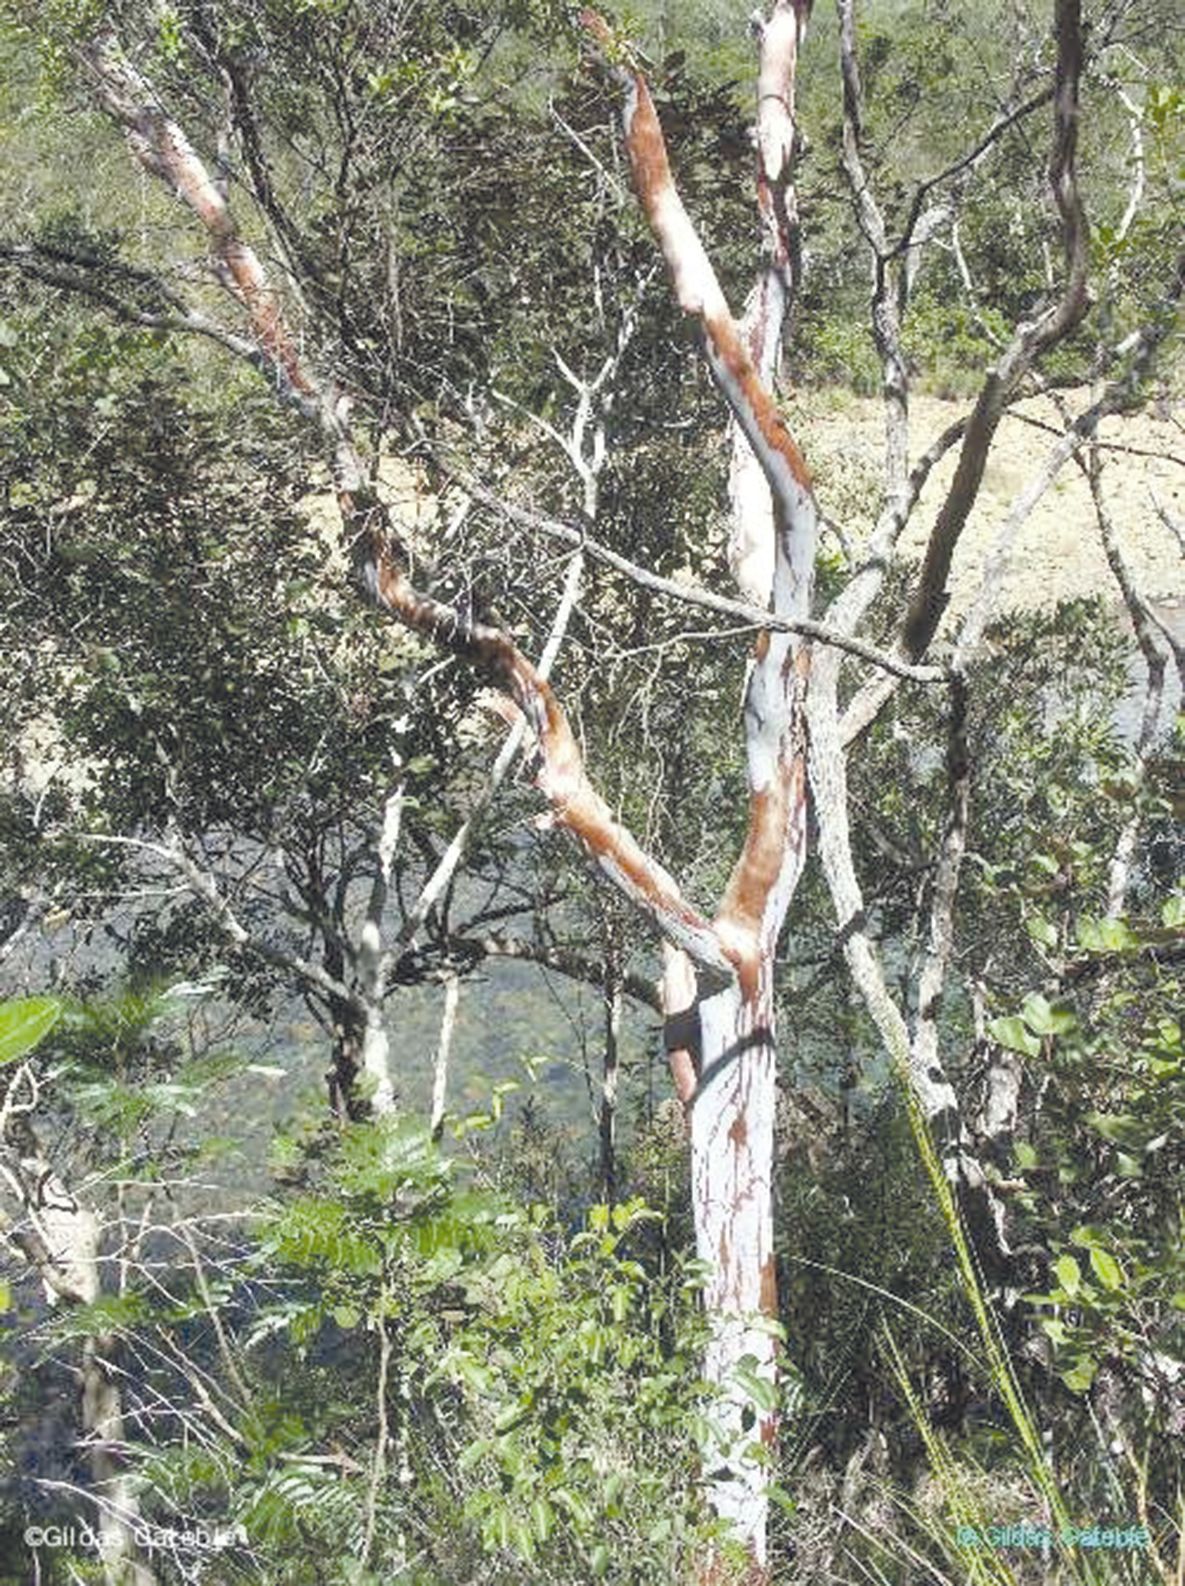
[[81, 1331, 156, 1586], [600, 934, 622, 1203], [327, 994, 365, 1120], [585, 9, 814, 1570], [430, 972, 459, 1141]]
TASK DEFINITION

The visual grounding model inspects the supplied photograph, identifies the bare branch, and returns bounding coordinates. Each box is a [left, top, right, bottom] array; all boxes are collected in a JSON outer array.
[[899, 0, 1091, 662], [1085, 453, 1176, 916], [895, 86, 1057, 258], [429, 972, 460, 1141], [836, 0, 909, 506], [393, 549, 585, 958], [447, 931, 662, 1014], [0, 242, 270, 371], [440, 460, 945, 681]]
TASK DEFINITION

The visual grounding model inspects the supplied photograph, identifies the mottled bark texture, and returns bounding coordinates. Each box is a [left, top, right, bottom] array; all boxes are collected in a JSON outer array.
[[586, 5, 815, 1569]]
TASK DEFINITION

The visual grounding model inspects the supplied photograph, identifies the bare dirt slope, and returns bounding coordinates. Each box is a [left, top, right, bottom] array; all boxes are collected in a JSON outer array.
[[799, 386, 1183, 618]]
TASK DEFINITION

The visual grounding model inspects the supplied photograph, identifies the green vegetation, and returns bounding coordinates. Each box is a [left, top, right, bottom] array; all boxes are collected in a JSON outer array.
[[0, 0, 1181, 1583]]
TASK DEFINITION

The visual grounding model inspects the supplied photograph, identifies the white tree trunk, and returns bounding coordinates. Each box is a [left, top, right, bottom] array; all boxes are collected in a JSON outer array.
[[693, 986, 780, 1553]]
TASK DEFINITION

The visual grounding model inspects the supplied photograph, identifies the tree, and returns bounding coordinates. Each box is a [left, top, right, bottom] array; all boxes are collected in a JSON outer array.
[[1, 0, 1182, 1579]]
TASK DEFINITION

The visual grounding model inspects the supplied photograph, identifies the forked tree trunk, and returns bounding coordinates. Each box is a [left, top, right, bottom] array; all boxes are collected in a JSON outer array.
[[594, 3, 815, 1567], [80, 12, 814, 1575]]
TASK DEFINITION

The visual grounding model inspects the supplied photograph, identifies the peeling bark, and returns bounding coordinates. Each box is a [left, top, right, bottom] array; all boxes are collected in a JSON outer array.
[[80, 24, 734, 1030], [729, 1, 809, 605], [588, 8, 815, 1569]]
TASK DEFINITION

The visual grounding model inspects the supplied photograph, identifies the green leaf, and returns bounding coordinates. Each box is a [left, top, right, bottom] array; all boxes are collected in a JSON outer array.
[[1061, 1357, 1096, 1393], [458, 1437, 492, 1472], [988, 1015, 1041, 1057], [732, 1360, 778, 1413], [1025, 913, 1058, 948], [1021, 993, 1078, 1036], [1086, 1112, 1142, 1146], [1054, 1255, 1081, 1298], [530, 1497, 554, 1542], [0, 997, 61, 1066], [553, 1487, 593, 1529], [1089, 1248, 1123, 1291], [1075, 916, 1139, 952], [1069, 1224, 1108, 1250], [1162, 893, 1185, 929]]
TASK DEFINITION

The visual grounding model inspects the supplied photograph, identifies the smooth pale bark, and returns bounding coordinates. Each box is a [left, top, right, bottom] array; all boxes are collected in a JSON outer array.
[[429, 972, 460, 1141], [353, 782, 404, 1115], [589, 6, 815, 1569], [84, 8, 813, 1572]]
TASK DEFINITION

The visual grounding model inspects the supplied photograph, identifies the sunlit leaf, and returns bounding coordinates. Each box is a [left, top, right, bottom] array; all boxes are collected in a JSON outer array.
[[0, 997, 61, 1066]]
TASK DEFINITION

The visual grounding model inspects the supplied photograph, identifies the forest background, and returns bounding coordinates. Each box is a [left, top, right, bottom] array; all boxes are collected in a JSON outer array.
[[0, 0, 1182, 1583]]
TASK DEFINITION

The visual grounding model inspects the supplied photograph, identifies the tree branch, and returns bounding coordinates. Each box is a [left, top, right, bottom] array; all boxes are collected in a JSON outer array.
[[899, 0, 1091, 662], [79, 21, 735, 987], [441, 460, 944, 681]]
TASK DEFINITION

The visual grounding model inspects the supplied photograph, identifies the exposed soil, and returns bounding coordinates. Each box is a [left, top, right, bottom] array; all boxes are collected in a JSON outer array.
[[797, 385, 1184, 619]]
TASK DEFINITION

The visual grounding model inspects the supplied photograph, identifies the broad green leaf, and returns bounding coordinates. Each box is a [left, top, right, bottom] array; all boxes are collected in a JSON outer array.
[[988, 1015, 1040, 1057], [1061, 1357, 1096, 1393], [1086, 1112, 1142, 1145], [458, 1437, 492, 1473], [1054, 1255, 1081, 1298], [732, 1362, 778, 1413], [553, 1487, 593, 1529], [1089, 1248, 1123, 1291], [1162, 893, 1185, 929], [1076, 916, 1139, 952], [1021, 993, 1056, 1033], [0, 997, 61, 1066], [1021, 993, 1077, 1036], [1025, 913, 1058, 948], [1069, 1225, 1108, 1250]]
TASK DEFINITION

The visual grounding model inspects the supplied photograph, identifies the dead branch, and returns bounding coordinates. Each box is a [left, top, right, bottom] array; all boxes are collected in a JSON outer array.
[[442, 460, 944, 681]]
